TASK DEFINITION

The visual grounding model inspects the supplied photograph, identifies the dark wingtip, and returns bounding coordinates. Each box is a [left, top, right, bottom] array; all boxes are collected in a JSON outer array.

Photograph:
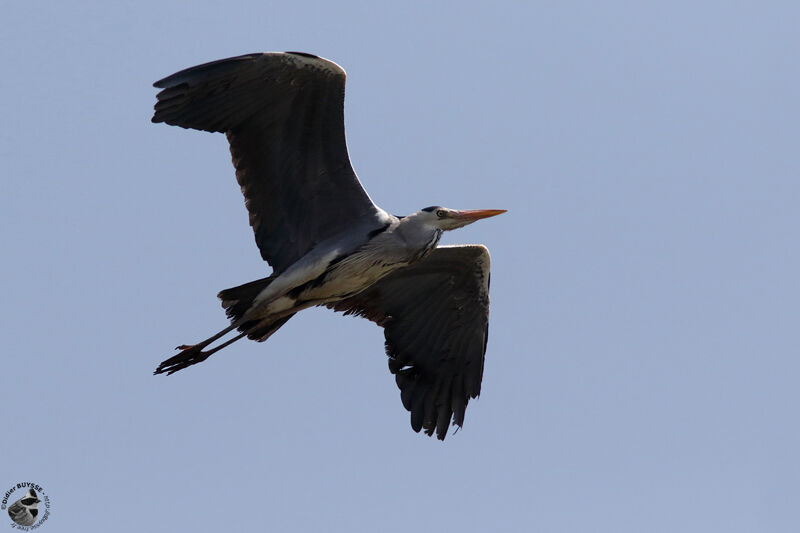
[[285, 51, 320, 59], [152, 52, 265, 89]]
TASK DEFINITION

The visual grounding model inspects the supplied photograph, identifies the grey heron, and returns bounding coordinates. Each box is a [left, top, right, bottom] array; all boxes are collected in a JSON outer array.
[[151, 52, 505, 440]]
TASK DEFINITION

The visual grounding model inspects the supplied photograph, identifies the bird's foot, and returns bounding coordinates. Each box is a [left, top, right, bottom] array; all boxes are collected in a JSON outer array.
[[154, 344, 211, 375]]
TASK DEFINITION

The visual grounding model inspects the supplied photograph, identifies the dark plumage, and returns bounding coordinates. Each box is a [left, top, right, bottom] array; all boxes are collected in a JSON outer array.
[[329, 245, 490, 439], [153, 52, 380, 272]]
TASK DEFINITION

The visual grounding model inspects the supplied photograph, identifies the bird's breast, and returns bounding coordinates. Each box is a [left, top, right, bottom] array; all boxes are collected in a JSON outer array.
[[298, 248, 410, 302]]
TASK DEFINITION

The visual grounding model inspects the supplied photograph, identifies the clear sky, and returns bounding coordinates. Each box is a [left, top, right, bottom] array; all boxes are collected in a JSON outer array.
[[2, 1, 799, 532]]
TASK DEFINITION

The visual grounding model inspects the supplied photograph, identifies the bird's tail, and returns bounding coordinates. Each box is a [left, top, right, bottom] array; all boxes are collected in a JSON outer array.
[[218, 275, 276, 321], [218, 275, 295, 341]]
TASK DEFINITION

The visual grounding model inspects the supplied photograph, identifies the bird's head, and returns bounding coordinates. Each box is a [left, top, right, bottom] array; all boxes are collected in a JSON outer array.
[[416, 206, 507, 231], [18, 489, 40, 506]]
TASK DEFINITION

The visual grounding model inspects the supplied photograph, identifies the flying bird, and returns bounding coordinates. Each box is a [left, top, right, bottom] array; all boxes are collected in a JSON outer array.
[[151, 52, 505, 439], [7, 489, 40, 527]]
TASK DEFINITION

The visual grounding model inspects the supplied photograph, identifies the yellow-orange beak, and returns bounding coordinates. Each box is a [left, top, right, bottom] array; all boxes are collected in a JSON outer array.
[[453, 209, 507, 221]]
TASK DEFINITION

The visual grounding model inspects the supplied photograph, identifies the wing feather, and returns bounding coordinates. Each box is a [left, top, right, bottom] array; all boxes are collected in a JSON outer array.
[[152, 52, 386, 272], [328, 245, 493, 440]]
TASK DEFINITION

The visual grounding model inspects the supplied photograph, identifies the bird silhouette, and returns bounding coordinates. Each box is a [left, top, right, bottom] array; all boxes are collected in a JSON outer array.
[[7, 489, 40, 527]]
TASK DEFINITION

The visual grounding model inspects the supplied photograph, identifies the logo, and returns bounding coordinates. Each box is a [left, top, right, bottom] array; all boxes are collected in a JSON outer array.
[[1, 483, 50, 530]]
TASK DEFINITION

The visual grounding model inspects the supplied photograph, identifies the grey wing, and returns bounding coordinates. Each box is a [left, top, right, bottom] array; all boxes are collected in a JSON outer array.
[[152, 52, 385, 273], [7, 502, 34, 527], [328, 245, 492, 440]]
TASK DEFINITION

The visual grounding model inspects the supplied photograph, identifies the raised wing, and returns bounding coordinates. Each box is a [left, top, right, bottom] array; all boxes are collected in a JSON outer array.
[[152, 52, 385, 273], [328, 245, 492, 440]]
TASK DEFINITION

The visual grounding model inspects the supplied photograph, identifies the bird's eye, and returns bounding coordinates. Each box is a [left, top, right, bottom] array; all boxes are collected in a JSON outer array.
[[436, 210, 446, 218]]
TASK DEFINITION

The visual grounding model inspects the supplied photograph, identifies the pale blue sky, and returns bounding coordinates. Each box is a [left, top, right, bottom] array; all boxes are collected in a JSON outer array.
[[2, 2, 799, 532]]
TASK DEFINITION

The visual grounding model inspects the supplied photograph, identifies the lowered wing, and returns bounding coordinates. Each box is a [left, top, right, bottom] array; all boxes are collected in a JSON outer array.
[[329, 245, 492, 440]]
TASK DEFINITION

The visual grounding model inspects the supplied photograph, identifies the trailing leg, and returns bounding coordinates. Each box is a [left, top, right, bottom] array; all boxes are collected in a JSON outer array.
[[154, 322, 240, 375], [153, 312, 297, 375]]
